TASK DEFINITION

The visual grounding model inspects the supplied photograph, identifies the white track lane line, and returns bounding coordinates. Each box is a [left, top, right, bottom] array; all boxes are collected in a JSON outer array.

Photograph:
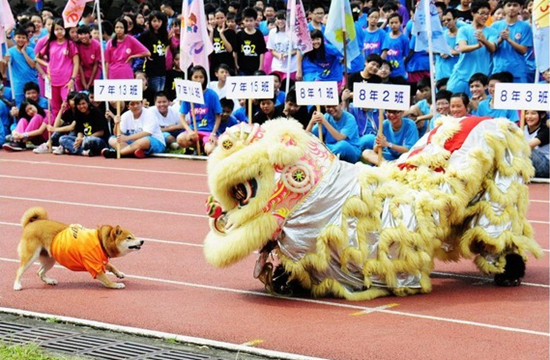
[[0, 159, 206, 177], [0, 257, 547, 338], [0, 175, 209, 195], [0, 196, 208, 218]]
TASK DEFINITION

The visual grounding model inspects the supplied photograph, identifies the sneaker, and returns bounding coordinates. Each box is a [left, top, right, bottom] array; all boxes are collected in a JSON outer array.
[[2, 142, 26, 152], [169, 142, 180, 150], [134, 148, 146, 158], [102, 148, 117, 159], [81, 149, 91, 157], [33, 143, 50, 154], [4, 135, 13, 142], [52, 145, 64, 155]]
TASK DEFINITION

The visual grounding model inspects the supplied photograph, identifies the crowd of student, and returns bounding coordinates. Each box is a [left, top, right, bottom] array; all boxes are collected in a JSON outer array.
[[0, 0, 548, 177]]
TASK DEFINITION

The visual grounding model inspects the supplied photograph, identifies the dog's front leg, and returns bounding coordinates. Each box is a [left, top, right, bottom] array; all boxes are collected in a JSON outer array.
[[106, 263, 125, 279], [96, 272, 125, 289]]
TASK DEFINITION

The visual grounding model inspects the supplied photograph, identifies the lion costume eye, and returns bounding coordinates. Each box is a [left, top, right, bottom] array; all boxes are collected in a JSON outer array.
[[231, 179, 258, 206]]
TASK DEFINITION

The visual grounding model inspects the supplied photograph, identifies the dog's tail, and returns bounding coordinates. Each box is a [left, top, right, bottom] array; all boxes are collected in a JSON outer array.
[[21, 207, 48, 228]]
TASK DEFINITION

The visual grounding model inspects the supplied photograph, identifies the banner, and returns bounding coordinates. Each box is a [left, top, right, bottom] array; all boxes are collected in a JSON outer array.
[[0, 0, 16, 59], [411, 0, 451, 55], [180, 0, 214, 74], [324, 0, 361, 68], [533, 0, 549, 73], [286, 0, 313, 54], [62, 0, 94, 28]]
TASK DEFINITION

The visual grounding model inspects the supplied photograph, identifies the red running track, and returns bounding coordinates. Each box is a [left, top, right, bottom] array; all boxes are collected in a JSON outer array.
[[0, 151, 548, 360]]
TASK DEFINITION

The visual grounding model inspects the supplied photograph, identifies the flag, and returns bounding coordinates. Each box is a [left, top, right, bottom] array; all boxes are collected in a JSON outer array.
[[324, 0, 361, 68], [180, 0, 213, 74], [0, 0, 15, 60], [35, 0, 44, 11], [286, 0, 313, 54], [533, 0, 549, 73], [62, 0, 94, 28], [411, 0, 451, 55]]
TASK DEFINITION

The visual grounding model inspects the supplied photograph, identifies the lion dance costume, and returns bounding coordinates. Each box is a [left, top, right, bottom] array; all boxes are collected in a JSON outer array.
[[203, 117, 543, 300]]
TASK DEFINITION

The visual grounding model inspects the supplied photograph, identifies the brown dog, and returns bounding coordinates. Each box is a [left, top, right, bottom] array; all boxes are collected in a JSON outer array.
[[14, 207, 144, 290]]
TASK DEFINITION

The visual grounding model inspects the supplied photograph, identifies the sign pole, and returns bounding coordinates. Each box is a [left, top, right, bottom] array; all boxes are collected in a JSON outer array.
[[315, 104, 324, 143], [116, 101, 121, 159], [248, 99, 253, 125], [190, 103, 202, 156], [377, 109, 383, 165]]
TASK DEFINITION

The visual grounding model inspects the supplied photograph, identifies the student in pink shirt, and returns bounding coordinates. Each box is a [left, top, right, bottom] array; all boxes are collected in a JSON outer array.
[[3, 99, 52, 151], [36, 18, 80, 119], [105, 18, 150, 80], [76, 25, 102, 91]]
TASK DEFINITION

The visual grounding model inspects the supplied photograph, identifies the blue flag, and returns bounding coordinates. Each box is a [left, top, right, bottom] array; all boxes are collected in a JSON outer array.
[[325, 0, 361, 68], [411, 0, 451, 55]]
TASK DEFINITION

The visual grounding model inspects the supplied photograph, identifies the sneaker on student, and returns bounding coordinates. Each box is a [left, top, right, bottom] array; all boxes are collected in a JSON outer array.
[[52, 145, 64, 155], [33, 143, 50, 154], [102, 148, 117, 158], [81, 149, 91, 156], [169, 142, 180, 150], [134, 148, 146, 158], [4, 135, 13, 142], [2, 142, 26, 152]]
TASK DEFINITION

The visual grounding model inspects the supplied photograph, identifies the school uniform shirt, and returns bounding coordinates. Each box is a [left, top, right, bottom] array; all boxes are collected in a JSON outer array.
[[120, 107, 166, 145], [75, 107, 108, 140], [105, 36, 149, 79], [491, 20, 533, 81], [448, 25, 498, 83], [382, 33, 409, 79], [406, 36, 430, 73], [149, 105, 180, 128], [76, 39, 102, 84], [138, 30, 169, 77], [164, 68, 185, 101], [44, 40, 79, 87], [302, 43, 344, 82], [267, 28, 298, 73], [312, 110, 361, 147], [363, 28, 388, 56], [235, 30, 267, 75], [525, 124, 550, 160], [476, 98, 520, 122], [209, 28, 237, 78], [7, 46, 37, 97], [51, 224, 108, 279], [218, 114, 239, 135], [253, 107, 284, 125], [179, 89, 222, 132], [435, 30, 459, 81], [382, 117, 419, 160]]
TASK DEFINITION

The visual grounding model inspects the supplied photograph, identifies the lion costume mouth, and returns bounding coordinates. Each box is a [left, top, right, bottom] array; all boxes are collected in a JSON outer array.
[[231, 179, 258, 207]]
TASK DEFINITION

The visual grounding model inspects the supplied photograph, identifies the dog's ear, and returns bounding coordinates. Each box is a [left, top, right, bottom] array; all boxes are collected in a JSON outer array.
[[114, 225, 123, 237], [98, 225, 119, 258]]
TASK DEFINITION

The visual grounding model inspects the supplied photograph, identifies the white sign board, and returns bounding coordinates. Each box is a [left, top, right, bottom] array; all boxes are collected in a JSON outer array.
[[353, 83, 411, 111], [493, 83, 549, 111], [93, 80, 143, 101], [225, 76, 274, 100], [44, 77, 52, 100], [175, 79, 205, 105], [295, 81, 339, 106]]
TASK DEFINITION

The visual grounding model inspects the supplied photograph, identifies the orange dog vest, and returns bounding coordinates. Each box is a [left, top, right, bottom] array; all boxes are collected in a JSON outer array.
[[51, 224, 108, 278]]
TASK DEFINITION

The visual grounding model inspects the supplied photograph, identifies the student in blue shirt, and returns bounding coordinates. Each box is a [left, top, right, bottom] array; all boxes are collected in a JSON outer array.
[[491, 0, 533, 83], [4, 27, 37, 107], [381, 13, 409, 79], [436, 9, 460, 81], [301, 30, 343, 83], [306, 95, 361, 163], [476, 72, 520, 122], [447, 0, 498, 94], [218, 98, 240, 135], [361, 109, 419, 165], [177, 66, 222, 155], [363, 8, 388, 56], [308, 5, 326, 34]]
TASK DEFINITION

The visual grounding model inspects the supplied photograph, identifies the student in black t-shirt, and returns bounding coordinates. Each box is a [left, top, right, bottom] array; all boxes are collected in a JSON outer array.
[[137, 11, 170, 93], [209, 7, 238, 80], [275, 88, 310, 129], [253, 95, 284, 125], [234, 7, 267, 75]]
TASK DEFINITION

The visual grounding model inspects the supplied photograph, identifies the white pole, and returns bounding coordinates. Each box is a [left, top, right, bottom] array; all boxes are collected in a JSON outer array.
[[424, 0, 437, 120], [285, 0, 296, 96], [94, 0, 111, 133]]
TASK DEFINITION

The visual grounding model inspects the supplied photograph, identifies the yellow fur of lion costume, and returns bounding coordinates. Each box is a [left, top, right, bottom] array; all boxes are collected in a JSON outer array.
[[203, 117, 543, 300]]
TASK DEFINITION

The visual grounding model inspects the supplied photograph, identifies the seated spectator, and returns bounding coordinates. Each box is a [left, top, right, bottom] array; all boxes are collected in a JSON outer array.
[[468, 72, 488, 114], [450, 92, 471, 118], [232, 99, 249, 123], [33, 91, 78, 154], [176, 66, 221, 155], [253, 96, 284, 125], [218, 97, 240, 135], [305, 96, 361, 163], [436, 77, 449, 92], [270, 72, 286, 106], [150, 91, 183, 150], [429, 90, 453, 129], [275, 88, 310, 128], [404, 77, 433, 137], [361, 109, 419, 165], [349, 53, 383, 84], [9, 82, 48, 121], [135, 71, 155, 107], [102, 100, 166, 158], [377, 59, 393, 83], [3, 99, 51, 151], [524, 110, 549, 178], [57, 93, 108, 156], [0, 83, 15, 141], [476, 72, 519, 122], [164, 52, 185, 101], [342, 88, 380, 151], [208, 63, 232, 101]]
